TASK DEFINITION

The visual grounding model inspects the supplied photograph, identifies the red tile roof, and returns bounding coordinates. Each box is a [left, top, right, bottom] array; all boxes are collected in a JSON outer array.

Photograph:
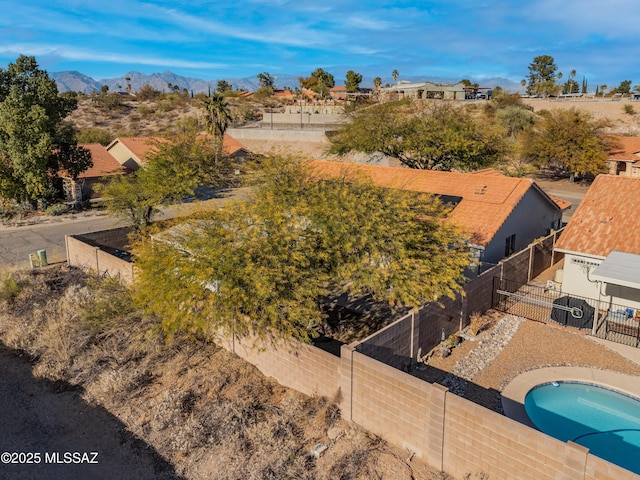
[[107, 136, 160, 164], [109, 134, 247, 160], [273, 89, 294, 98], [222, 134, 248, 155], [609, 136, 640, 162], [309, 161, 560, 247], [61, 144, 127, 179], [555, 174, 640, 257]]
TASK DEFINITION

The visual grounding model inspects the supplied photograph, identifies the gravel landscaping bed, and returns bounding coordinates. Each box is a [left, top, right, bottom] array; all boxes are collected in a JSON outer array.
[[421, 312, 640, 412]]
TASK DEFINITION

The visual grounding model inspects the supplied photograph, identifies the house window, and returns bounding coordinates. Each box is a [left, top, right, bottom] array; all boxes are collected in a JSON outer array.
[[504, 234, 516, 257]]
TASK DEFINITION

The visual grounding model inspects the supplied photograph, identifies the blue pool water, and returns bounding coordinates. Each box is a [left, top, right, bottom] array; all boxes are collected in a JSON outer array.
[[525, 382, 640, 474]]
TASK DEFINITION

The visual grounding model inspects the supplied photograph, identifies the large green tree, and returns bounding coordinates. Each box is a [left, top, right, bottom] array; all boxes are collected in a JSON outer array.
[[329, 101, 506, 171], [345, 70, 363, 92], [526, 55, 558, 97], [615, 80, 632, 94], [257, 72, 275, 90], [0, 55, 91, 203], [99, 132, 235, 229], [519, 108, 613, 181], [299, 68, 335, 97], [133, 156, 471, 341]]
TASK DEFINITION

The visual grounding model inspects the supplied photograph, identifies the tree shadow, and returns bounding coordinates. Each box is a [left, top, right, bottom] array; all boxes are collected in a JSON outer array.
[[411, 362, 504, 413], [0, 345, 185, 480]]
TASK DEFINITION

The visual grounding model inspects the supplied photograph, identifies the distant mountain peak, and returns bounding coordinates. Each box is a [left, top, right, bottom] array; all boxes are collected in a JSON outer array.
[[51, 70, 522, 94]]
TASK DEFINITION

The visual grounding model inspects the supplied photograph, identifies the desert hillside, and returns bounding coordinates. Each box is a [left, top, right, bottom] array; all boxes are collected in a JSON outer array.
[[0, 266, 451, 480], [66, 95, 640, 161], [521, 97, 640, 135]]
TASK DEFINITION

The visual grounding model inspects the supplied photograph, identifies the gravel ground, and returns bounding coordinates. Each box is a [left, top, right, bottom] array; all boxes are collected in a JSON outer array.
[[424, 313, 640, 411]]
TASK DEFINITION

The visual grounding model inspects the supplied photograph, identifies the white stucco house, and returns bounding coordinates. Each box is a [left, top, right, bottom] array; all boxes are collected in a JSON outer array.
[[554, 175, 640, 319]]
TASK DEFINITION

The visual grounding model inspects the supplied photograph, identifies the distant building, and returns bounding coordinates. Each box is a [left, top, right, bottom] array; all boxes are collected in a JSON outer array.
[[606, 136, 640, 177], [60, 144, 130, 202], [380, 81, 467, 101], [106, 134, 249, 170], [106, 136, 159, 171]]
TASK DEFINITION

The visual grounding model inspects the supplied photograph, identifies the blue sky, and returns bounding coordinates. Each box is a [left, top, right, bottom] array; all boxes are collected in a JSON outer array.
[[1, 0, 638, 88]]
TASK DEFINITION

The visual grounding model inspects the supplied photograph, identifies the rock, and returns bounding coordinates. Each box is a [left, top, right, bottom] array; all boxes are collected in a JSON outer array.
[[311, 443, 328, 458], [327, 426, 342, 440]]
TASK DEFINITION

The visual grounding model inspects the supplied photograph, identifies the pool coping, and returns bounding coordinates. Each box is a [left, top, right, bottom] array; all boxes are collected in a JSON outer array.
[[501, 367, 640, 427]]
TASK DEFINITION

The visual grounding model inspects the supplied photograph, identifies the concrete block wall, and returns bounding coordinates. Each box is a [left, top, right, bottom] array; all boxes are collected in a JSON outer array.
[[501, 248, 530, 286], [66, 235, 99, 271], [349, 351, 434, 457], [585, 455, 640, 480], [356, 311, 417, 369], [96, 249, 134, 284], [417, 295, 464, 348], [464, 271, 496, 317], [221, 335, 342, 401], [443, 393, 588, 479], [79, 226, 132, 250], [227, 127, 327, 142], [66, 234, 134, 284]]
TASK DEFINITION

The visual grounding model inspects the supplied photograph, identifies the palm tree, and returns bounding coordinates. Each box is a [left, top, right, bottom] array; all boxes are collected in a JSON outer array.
[[557, 72, 563, 94], [201, 93, 231, 139], [600, 84, 608, 97], [392, 69, 399, 84], [520, 79, 526, 94], [373, 76, 382, 89]]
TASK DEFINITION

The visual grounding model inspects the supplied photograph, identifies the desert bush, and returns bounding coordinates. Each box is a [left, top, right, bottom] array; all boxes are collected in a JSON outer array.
[[137, 84, 161, 101], [45, 203, 70, 216], [0, 274, 29, 305], [80, 276, 137, 333], [468, 311, 492, 336], [138, 104, 155, 117], [76, 127, 113, 145], [623, 104, 636, 115]]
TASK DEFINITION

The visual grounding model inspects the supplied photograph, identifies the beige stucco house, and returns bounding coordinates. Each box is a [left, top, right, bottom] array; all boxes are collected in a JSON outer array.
[[554, 175, 640, 315], [60, 143, 129, 202], [607, 136, 640, 177], [381, 81, 467, 101]]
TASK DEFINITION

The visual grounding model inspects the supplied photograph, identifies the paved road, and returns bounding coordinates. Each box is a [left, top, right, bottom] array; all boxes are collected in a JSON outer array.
[[0, 214, 122, 271], [0, 188, 252, 272], [534, 179, 589, 223]]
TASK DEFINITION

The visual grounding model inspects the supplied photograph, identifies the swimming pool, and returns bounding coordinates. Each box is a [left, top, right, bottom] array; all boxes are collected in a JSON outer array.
[[525, 381, 640, 474]]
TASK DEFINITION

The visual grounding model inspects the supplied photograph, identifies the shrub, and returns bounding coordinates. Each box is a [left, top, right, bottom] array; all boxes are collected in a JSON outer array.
[[81, 276, 137, 333], [138, 104, 155, 118], [0, 274, 29, 304], [468, 311, 492, 336], [45, 203, 70, 216], [623, 104, 635, 115]]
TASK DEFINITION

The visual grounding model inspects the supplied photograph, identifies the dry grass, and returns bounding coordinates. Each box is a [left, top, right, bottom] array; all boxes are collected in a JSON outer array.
[[0, 266, 452, 480]]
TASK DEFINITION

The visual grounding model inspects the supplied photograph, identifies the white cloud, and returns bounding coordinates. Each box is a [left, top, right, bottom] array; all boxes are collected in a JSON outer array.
[[0, 44, 227, 70]]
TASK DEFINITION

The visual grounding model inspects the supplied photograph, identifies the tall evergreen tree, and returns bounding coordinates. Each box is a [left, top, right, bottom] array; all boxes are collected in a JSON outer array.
[[526, 55, 557, 97], [0, 55, 91, 203]]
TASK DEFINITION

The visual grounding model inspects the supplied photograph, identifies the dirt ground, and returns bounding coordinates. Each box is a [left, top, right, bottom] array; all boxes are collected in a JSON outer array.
[[0, 346, 181, 480], [0, 266, 452, 480], [426, 313, 640, 410], [521, 97, 640, 135]]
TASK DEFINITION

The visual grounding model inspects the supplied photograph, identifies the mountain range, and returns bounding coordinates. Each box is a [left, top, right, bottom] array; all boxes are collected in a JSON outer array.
[[51, 70, 521, 95]]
